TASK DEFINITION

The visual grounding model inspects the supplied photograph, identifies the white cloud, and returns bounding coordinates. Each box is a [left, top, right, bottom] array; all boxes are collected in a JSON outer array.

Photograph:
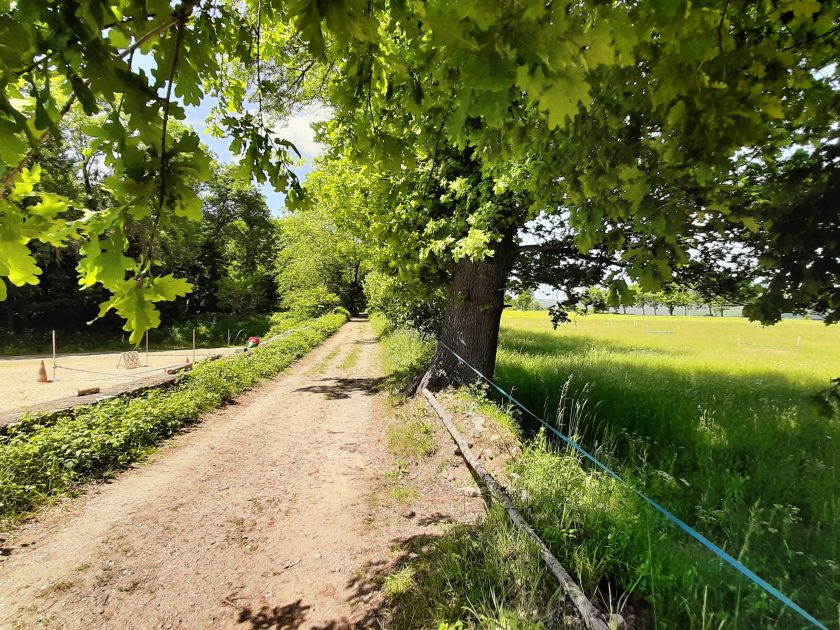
[[272, 106, 331, 159]]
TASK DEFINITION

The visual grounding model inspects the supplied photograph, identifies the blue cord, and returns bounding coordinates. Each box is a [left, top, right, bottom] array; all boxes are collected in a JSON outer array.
[[438, 341, 827, 630]]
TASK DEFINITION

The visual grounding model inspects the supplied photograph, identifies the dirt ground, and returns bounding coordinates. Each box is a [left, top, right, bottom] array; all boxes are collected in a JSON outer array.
[[0, 346, 232, 415], [0, 319, 486, 629]]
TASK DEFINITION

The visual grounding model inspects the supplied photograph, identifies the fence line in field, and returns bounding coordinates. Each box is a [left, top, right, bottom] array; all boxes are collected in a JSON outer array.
[[737, 335, 801, 350], [644, 323, 678, 334], [436, 340, 827, 630]]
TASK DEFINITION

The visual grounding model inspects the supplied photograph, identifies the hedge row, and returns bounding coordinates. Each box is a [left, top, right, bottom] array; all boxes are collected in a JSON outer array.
[[0, 311, 348, 522]]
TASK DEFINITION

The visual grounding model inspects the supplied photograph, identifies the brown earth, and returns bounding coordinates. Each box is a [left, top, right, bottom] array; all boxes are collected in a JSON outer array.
[[0, 320, 486, 629]]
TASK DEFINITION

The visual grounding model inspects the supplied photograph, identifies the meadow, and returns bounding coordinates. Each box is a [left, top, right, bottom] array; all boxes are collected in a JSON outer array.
[[495, 312, 840, 628]]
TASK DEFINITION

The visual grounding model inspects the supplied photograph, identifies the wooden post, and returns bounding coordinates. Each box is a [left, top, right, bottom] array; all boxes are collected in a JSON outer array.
[[422, 389, 609, 630], [145, 330, 149, 366], [51, 329, 56, 380], [193, 328, 196, 363]]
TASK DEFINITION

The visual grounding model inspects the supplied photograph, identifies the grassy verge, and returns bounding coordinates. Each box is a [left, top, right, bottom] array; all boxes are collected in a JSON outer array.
[[370, 313, 436, 393], [373, 314, 564, 629], [372, 311, 838, 628], [0, 311, 348, 525]]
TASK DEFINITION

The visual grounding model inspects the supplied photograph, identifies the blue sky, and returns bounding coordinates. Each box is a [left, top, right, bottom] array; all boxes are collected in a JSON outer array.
[[134, 52, 329, 215], [183, 99, 330, 215]]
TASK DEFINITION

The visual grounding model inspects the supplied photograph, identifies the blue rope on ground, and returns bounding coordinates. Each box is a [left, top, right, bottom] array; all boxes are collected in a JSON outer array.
[[438, 341, 826, 630]]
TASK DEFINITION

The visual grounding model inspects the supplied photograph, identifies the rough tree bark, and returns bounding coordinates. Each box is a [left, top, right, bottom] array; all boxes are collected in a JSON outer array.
[[420, 233, 518, 391]]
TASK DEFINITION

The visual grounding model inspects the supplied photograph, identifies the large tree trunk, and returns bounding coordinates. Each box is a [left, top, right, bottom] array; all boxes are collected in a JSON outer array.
[[421, 236, 517, 391]]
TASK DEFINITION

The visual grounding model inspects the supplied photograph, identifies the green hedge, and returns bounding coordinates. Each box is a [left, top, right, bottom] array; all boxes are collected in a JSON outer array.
[[0, 311, 348, 522]]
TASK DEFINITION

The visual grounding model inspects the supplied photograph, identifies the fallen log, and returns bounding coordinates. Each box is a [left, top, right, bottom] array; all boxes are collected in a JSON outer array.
[[165, 363, 193, 375], [422, 388, 609, 630]]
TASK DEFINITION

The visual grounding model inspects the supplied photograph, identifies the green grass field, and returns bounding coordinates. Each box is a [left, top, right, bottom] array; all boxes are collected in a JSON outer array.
[[495, 312, 840, 628]]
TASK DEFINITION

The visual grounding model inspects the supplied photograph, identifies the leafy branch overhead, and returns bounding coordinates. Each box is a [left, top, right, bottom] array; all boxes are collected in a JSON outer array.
[[0, 0, 305, 342], [1, 0, 839, 343]]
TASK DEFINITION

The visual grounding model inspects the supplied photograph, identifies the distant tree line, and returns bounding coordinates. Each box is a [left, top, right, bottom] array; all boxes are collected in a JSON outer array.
[[505, 283, 759, 324]]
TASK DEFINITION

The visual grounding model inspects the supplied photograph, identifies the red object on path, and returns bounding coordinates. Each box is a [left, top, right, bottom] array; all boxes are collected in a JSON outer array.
[[246, 336, 261, 350]]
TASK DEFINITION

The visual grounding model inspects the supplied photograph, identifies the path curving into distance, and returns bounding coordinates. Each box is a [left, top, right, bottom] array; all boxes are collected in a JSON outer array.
[[0, 319, 445, 629]]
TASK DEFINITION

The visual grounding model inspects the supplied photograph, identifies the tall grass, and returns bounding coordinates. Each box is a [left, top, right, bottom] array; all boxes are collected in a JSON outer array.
[[373, 314, 563, 628], [370, 312, 436, 392], [496, 312, 840, 628]]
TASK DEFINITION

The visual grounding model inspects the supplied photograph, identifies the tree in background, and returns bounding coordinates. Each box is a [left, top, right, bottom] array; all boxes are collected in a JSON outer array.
[[276, 158, 373, 315], [197, 166, 279, 315], [509, 291, 542, 312], [364, 270, 445, 337], [580, 287, 610, 314]]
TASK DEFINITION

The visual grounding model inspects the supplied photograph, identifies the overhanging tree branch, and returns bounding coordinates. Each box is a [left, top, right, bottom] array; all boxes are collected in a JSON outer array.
[[513, 242, 615, 265]]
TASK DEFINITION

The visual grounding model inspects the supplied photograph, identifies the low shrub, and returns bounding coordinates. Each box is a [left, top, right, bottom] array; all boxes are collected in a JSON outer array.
[[0, 311, 348, 523], [370, 312, 435, 391]]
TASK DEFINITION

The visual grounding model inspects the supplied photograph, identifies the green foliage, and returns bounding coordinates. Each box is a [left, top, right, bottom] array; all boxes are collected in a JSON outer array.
[[1, 118, 281, 336], [0, 0, 313, 341], [387, 419, 436, 459], [580, 287, 609, 314], [385, 505, 557, 629], [370, 312, 436, 391], [318, 0, 840, 325], [280, 286, 341, 318], [365, 271, 445, 336], [508, 291, 541, 312], [0, 311, 348, 522], [3, 0, 839, 360], [277, 158, 371, 314], [215, 268, 269, 315]]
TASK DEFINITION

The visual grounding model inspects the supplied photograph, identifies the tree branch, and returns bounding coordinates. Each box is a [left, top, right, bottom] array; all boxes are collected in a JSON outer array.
[[513, 242, 613, 262], [143, 14, 189, 274], [1, 0, 202, 200]]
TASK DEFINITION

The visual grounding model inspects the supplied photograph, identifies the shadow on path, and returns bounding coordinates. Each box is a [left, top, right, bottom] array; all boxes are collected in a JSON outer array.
[[294, 377, 385, 400]]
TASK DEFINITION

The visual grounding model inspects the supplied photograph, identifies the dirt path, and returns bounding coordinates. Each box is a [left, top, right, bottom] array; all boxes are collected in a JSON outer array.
[[0, 319, 483, 629]]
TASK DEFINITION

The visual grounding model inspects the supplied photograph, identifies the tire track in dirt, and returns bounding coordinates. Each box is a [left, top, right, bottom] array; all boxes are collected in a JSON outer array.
[[0, 318, 474, 629]]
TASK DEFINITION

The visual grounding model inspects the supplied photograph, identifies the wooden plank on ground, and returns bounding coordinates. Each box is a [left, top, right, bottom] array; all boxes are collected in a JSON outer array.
[[421, 388, 609, 630]]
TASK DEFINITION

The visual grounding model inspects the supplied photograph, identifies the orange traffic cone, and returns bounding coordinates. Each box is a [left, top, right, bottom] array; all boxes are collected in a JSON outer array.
[[184, 357, 190, 364], [37, 360, 49, 383]]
